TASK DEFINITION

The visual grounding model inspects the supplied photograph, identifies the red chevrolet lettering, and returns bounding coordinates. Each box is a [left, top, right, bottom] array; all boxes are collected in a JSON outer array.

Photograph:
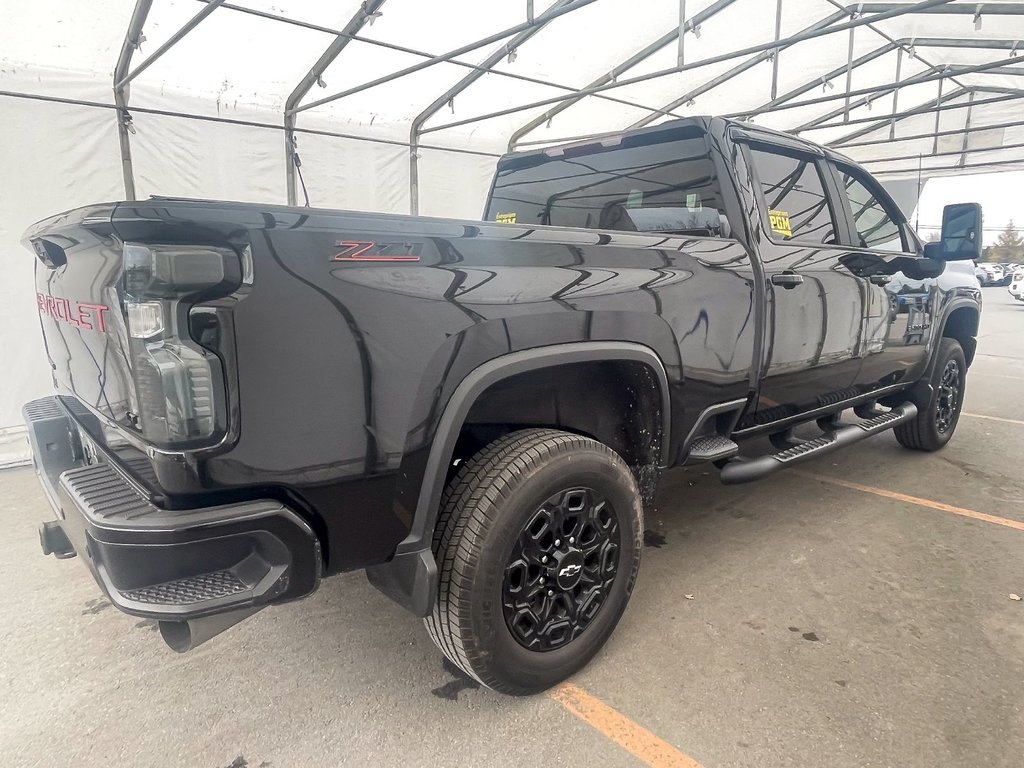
[[35, 293, 109, 333], [81, 303, 109, 332], [76, 304, 93, 330]]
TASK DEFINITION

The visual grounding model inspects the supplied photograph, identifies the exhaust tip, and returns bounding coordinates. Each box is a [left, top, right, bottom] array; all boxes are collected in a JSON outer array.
[[159, 620, 194, 653], [157, 606, 260, 653]]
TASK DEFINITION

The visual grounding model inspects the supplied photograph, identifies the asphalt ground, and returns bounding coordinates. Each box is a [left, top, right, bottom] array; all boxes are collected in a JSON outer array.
[[1, 286, 1021, 768]]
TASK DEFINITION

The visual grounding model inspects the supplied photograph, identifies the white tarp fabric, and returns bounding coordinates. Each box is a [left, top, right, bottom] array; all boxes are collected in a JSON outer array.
[[2, 0, 1024, 463]]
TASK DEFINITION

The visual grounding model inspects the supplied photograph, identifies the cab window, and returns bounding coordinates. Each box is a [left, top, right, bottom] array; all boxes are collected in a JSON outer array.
[[747, 146, 837, 245], [835, 166, 908, 253]]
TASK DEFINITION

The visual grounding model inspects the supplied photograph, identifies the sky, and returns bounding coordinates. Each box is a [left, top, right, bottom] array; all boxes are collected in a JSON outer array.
[[914, 171, 1024, 246]]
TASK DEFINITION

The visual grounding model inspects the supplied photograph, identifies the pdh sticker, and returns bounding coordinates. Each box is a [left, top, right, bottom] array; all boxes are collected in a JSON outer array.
[[496, 212, 517, 224], [768, 209, 793, 238]]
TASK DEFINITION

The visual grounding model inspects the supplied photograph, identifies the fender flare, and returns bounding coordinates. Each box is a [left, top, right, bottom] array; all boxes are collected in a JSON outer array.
[[366, 341, 671, 616], [928, 297, 981, 374], [888, 296, 980, 410]]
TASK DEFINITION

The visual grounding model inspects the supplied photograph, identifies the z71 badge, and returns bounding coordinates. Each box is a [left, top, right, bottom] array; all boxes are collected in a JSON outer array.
[[331, 240, 422, 262]]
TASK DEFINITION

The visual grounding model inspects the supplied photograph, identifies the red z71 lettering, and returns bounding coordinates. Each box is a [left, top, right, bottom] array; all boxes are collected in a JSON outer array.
[[331, 240, 422, 262]]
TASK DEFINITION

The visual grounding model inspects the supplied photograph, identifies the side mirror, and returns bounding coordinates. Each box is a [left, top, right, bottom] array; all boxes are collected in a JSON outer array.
[[923, 202, 983, 261]]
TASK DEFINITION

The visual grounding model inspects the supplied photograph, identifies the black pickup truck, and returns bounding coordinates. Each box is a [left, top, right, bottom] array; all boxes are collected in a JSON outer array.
[[22, 116, 982, 694]]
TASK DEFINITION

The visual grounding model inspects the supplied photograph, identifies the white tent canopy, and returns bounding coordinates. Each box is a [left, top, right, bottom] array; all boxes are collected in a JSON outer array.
[[2, 0, 1023, 463]]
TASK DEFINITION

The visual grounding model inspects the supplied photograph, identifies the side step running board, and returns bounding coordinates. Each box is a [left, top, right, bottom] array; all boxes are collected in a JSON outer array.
[[719, 403, 917, 485]]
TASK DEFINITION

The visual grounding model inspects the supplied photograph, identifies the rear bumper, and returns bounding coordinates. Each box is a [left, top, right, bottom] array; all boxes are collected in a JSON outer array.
[[24, 396, 321, 622]]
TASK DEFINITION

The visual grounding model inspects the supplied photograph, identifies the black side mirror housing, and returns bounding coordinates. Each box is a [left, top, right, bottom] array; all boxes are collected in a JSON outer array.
[[923, 202, 983, 261]]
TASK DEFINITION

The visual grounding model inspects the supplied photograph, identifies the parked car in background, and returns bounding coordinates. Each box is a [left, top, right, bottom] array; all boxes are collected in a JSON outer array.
[[976, 263, 1006, 286], [1010, 267, 1024, 303], [997, 263, 1019, 286]]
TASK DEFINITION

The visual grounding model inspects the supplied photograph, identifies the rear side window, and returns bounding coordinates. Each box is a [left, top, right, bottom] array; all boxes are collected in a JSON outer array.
[[836, 167, 908, 252], [485, 127, 731, 237], [748, 147, 837, 244]]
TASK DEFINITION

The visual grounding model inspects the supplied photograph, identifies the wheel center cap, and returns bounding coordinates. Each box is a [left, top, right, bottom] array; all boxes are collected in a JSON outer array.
[[553, 548, 585, 590]]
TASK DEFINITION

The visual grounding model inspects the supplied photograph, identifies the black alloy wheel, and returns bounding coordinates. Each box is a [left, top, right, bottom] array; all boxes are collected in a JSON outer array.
[[935, 358, 961, 434], [502, 487, 620, 651]]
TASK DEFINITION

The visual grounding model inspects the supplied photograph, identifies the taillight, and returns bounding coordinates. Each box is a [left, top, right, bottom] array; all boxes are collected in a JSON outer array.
[[122, 243, 241, 446]]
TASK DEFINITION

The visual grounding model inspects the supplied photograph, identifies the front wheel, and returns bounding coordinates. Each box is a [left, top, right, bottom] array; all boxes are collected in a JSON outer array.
[[425, 429, 643, 695], [894, 337, 967, 451]]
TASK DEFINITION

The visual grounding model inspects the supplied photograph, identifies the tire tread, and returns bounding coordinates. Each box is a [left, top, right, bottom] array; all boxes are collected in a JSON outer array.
[[423, 428, 640, 693]]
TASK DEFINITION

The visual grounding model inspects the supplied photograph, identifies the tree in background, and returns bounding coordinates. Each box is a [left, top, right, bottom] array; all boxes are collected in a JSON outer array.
[[984, 220, 1024, 263]]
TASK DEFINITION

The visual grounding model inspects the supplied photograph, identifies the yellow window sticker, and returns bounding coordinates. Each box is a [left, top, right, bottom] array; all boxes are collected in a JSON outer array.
[[496, 212, 517, 224], [768, 209, 793, 238]]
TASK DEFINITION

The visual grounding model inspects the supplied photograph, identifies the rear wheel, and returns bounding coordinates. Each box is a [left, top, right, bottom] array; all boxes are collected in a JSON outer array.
[[425, 429, 643, 695], [894, 337, 967, 451]]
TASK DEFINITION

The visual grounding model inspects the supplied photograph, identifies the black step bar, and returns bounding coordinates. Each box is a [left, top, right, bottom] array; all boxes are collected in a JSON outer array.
[[719, 403, 917, 485]]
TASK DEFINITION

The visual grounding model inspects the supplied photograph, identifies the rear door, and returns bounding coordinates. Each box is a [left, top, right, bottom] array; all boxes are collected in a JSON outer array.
[[742, 142, 865, 423], [826, 161, 934, 392]]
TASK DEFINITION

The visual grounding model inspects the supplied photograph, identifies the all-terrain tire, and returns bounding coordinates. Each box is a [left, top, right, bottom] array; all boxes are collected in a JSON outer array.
[[424, 429, 643, 695], [894, 337, 967, 451]]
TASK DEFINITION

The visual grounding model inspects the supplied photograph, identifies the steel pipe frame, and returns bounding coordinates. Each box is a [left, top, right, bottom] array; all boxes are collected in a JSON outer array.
[[506, 0, 1021, 147], [126, 0, 1024, 197], [731, 37, 1022, 122], [821, 89, 1024, 145], [511, 9, 970, 150], [0, 88, 501, 159], [625, 0, 979, 132], [626, 9, 855, 131], [835, 117, 1024, 149], [822, 53, 1024, 148], [284, 0, 387, 206], [407, 0, 594, 214], [419, 0, 955, 136], [507, 0, 739, 151], [804, 68, 1024, 136], [113, 0, 226, 199], [871, 155, 1024, 176], [113, 0, 154, 199], [856, 134, 1024, 167], [295, 0, 598, 115], [771, 0, 784, 100], [115, 0, 226, 91], [203, 0, 695, 125], [824, 0, 973, 134], [206, 0, 697, 205], [787, 55, 1024, 134]]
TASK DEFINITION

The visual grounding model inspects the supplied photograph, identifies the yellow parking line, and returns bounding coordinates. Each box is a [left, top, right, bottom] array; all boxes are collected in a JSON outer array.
[[798, 472, 1024, 532], [549, 683, 704, 768], [962, 412, 1024, 427]]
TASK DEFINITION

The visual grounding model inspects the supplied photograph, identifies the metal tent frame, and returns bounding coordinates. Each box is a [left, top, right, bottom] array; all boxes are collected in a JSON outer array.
[[108, 0, 1024, 210]]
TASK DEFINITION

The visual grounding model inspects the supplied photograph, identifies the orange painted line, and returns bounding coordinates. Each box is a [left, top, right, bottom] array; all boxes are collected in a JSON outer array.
[[548, 682, 704, 768], [797, 472, 1024, 532], [962, 412, 1024, 427]]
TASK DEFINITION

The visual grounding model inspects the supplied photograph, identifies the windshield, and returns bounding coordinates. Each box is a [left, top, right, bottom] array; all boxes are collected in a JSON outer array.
[[485, 125, 731, 238]]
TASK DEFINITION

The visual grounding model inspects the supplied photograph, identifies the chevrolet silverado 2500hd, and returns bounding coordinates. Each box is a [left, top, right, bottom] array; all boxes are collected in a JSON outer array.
[[22, 117, 983, 694]]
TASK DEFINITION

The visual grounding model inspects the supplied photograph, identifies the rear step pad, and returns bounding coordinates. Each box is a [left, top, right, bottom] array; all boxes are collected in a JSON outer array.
[[719, 402, 917, 485], [688, 434, 740, 462]]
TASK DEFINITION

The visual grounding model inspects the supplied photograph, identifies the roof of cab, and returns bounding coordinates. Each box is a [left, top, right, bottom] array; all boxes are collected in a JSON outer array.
[[500, 115, 858, 170]]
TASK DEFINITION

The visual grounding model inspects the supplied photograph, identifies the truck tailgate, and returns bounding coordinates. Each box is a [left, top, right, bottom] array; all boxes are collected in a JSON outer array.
[[24, 203, 136, 429]]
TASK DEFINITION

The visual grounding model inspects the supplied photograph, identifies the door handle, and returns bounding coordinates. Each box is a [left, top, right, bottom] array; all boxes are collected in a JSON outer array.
[[869, 274, 892, 285], [771, 271, 804, 289]]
